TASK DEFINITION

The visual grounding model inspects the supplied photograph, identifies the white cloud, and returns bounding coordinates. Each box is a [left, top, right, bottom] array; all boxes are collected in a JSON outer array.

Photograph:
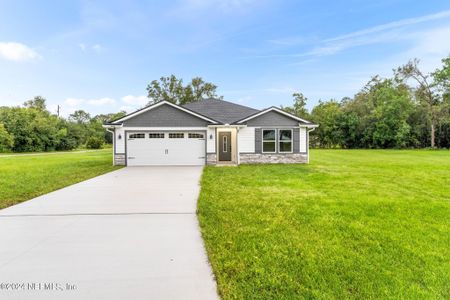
[[264, 87, 295, 94], [92, 44, 102, 53], [87, 97, 115, 106], [180, 0, 247, 9], [0, 42, 40, 62], [307, 10, 450, 58], [78, 43, 103, 53], [173, 0, 259, 15], [248, 9, 450, 60], [47, 104, 59, 114], [267, 36, 306, 46], [65, 97, 115, 107], [121, 95, 148, 105], [393, 25, 450, 73], [326, 10, 450, 42], [79, 43, 86, 52], [307, 29, 402, 57], [65, 98, 84, 107], [119, 105, 135, 113]]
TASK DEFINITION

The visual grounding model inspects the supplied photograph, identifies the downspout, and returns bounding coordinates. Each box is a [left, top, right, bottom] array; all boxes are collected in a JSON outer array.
[[105, 127, 115, 165], [306, 127, 316, 164], [236, 127, 240, 165]]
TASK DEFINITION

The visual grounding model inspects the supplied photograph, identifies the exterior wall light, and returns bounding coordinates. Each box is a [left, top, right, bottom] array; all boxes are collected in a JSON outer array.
[[209, 134, 213, 140], [118, 134, 122, 140]]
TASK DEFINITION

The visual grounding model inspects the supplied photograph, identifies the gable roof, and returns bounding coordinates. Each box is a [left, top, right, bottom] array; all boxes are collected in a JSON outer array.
[[105, 100, 219, 125], [105, 98, 317, 127], [234, 106, 313, 125], [182, 98, 259, 124]]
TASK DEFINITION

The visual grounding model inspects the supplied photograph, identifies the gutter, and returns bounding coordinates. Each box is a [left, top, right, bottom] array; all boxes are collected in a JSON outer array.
[[306, 126, 317, 164], [102, 123, 123, 129], [104, 127, 116, 165]]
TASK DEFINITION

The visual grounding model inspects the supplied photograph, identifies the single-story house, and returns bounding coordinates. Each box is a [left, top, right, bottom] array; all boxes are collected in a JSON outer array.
[[103, 98, 318, 166]]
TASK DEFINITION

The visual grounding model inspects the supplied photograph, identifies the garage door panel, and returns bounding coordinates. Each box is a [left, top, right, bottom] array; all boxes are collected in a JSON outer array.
[[127, 132, 205, 166]]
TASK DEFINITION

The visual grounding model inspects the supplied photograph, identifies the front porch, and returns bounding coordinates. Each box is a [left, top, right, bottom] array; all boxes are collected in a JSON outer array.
[[206, 126, 239, 165]]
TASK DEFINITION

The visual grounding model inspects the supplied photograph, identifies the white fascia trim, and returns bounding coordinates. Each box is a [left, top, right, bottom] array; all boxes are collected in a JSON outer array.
[[102, 124, 123, 129], [299, 124, 319, 128], [119, 127, 208, 131], [237, 107, 312, 124], [207, 124, 247, 128], [111, 101, 218, 124]]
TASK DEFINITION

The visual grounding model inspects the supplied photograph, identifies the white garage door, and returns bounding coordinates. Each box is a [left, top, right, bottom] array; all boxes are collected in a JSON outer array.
[[126, 132, 205, 166]]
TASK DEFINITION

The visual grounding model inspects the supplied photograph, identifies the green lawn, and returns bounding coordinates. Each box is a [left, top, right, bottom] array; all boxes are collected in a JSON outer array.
[[0, 149, 120, 209], [198, 150, 450, 299]]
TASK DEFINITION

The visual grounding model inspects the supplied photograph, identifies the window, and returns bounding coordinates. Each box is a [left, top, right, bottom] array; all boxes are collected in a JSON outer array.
[[129, 133, 145, 139], [188, 133, 204, 139], [278, 129, 292, 152], [149, 133, 164, 138], [169, 133, 184, 138], [262, 129, 276, 153], [223, 135, 228, 152]]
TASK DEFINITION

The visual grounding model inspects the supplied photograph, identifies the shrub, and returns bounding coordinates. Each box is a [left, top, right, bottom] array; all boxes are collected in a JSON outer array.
[[86, 136, 104, 149]]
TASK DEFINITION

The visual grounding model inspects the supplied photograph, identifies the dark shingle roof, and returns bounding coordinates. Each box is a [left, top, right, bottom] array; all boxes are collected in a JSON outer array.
[[182, 98, 259, 124]]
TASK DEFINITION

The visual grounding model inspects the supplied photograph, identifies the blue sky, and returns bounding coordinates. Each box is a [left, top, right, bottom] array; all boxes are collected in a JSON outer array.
[[1, 0, 450, 116]]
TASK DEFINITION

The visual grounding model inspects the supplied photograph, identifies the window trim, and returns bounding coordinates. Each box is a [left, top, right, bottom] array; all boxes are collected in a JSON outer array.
[[188, 133, 204, 139], [223, 135, 228, 153], [261, 129, 277, 153], [278, 129, 293, 153], [128, 133, 145, 139], [148, 133, 165, 139], [168, 133, 185, 139]]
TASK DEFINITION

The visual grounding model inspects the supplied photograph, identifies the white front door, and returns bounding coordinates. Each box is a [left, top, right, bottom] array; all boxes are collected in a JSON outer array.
[[126, 132, 205, 166]]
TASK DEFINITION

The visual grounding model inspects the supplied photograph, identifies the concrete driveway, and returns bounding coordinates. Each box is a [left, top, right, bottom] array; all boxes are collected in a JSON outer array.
[[0, 167, 218, 300]]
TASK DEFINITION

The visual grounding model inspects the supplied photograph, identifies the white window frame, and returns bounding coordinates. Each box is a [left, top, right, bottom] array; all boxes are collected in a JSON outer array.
[[278, 129, 293, 153], [261, 129, 277, 153]]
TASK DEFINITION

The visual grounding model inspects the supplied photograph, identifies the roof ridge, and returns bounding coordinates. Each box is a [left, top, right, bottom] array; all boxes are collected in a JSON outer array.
[[185, 98, 259, 112]]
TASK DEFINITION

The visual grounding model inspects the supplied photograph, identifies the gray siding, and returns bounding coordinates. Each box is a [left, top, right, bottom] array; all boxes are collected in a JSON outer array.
[[253, 127, 300, 154], [293, 127, 300, 153], [255, 128, 262, 153], [245, 111, 299, 126], [123, 104, 209, 127]]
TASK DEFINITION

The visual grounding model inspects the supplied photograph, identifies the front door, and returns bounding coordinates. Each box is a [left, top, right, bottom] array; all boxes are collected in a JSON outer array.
[[218, 132, 232, 161]]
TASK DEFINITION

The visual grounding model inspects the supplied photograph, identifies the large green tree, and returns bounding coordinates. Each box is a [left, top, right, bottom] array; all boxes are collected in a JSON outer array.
[[281, 92, 310, 120], [310, 100, 342, 148], [146, 75, 222, 105], [0, 123, 14, 152], [23, 96, 47, 111], [395, 59, 441, 147], [432, 55, 450, 148], [310, 76, 417, 149], [69, 110, 91, 124]]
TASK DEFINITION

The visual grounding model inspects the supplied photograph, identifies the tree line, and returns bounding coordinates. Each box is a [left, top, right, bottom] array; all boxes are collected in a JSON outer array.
[[283, 56, 450, 148], [0, 97, 125, 152]]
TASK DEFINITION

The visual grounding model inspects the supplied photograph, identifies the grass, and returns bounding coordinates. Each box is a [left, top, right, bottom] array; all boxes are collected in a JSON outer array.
[[198, 150, 450, 299], [0, 149, 121, 209]]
